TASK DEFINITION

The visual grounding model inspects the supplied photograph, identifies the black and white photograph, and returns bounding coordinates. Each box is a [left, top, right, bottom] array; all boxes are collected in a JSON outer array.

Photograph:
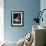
[[11, 11, 24, 27]]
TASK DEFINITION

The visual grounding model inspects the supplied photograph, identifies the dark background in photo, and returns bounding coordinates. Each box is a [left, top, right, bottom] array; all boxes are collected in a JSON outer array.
[[13, 13, 21, 24]]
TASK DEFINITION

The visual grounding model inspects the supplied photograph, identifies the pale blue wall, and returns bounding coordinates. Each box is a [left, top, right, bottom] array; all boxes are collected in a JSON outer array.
[[4, 0, 40, 42], [40, 0, 46, 27]]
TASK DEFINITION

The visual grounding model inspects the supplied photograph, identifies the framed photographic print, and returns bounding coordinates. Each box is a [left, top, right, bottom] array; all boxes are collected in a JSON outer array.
[[11, 11, 24, 27]]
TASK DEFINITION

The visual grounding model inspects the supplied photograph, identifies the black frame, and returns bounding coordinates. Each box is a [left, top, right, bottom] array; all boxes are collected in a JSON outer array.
[[11, 11, 24, 27]]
